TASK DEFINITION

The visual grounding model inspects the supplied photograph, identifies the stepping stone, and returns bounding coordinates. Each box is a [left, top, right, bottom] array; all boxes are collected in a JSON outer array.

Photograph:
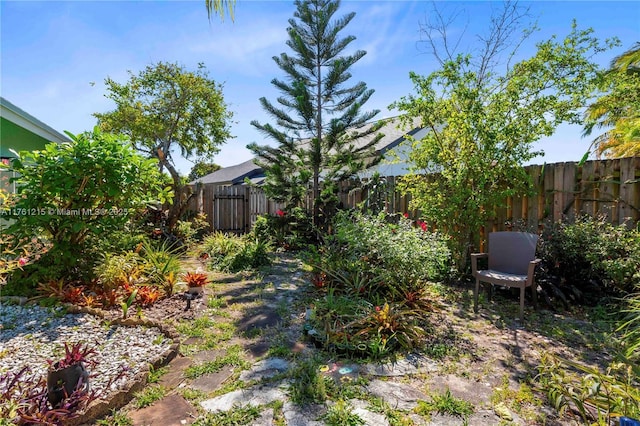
[[129, 393, 196, 426], [189, 365, 234, 393], [351, 399, 390, 426], [236, 306, 281, 332], [282, 401, 325, 426], [249, 408, 274, 426], [425, 409, 503, 426], [192, 349, 226, 363], [363, 353, 437, 377], [366, 379, 428, 410], [319, 362, 360, 382], [245, 340, 270, 359], [159, 356, 192, 389], [200, 383, 287, 412], [239, 357, 290, 382], [427, 374, 491, 406]]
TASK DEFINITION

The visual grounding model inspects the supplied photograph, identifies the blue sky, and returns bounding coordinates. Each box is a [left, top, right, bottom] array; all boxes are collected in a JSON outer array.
[[1, 1, 638, 175]]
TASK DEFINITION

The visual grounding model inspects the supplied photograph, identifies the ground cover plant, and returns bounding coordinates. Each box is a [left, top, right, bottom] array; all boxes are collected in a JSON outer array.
[[305, 211, 452, 359]]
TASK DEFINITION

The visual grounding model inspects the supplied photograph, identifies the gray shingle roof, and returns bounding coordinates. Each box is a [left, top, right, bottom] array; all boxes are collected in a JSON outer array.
[[189, 159, 263, 185], [190, 116, 423, 185]]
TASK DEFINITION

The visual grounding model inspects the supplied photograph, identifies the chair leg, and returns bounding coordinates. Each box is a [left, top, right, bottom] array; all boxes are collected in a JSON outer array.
[[474, 278, 480, 313], [519, 286, 525, 321], [531, 283, 537, 310]]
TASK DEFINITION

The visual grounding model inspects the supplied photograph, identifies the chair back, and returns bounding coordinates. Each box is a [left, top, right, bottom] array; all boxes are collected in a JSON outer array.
[[488, 232, 539, 275]]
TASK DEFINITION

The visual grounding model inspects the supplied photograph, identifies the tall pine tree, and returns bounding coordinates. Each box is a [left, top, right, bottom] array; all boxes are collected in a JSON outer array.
[[248, 0, 382, 227]]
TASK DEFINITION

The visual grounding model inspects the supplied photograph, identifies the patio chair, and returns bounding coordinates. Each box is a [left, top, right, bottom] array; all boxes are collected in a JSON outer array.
[[471, 232, 541, 321]]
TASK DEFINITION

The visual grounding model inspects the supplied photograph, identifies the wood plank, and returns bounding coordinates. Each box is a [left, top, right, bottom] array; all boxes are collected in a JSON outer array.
[[553, 162, 564, 222], [619, 157, 639, 226], [598, 159, 618, 223], [580, 161, 595, 217], [527, 165, 541, 230], [562, 162, 577, 222]]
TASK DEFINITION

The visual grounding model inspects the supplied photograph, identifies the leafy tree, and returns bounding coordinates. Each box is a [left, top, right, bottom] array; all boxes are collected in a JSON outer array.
[[393, 3, 618, 269], [583, 42, 640, 158], [248, 0, 382, 227], [188, 161, 221, 181], [95, 62, 232, 231], [5, 128, 168, 284]]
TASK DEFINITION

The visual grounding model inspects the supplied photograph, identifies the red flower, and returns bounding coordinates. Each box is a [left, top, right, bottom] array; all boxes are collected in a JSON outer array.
[[403, 212, 409, 218], [375, 306, 381, 312], [18, 257, 28, 267], [276, 209, 286, 217], [418, 220, 427, 231]]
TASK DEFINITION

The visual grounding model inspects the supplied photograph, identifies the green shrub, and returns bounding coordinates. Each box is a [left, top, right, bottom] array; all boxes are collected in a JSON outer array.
[[3, 128, 168, 290], [536, 353, 640, 424], [539, 216, 640, 304], [322, 211, 452, 293], [175, 213, 210, 245], [251, 206, 314, 250], [201, 232, 272, 273]]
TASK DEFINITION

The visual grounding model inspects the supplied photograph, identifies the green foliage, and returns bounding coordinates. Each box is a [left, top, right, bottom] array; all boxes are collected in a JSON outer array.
[[184, 346, 250, 379], [95, 61, 232, 231], [201, 232, 272, 273], [618, 288, 640, 362], [584, 42, 640, 158], [4, 128, 166, 289], [538, 216, 640, 305], [188, 161, 221, 181], [536, 353, 640, 424], [133, 385, 166, 408], [95, 410, 132, 426], [325, 211, 452, 289], [288, 356, 328, 405], [248, 0, 382, 227], [141, 240, 182, 295], [251, 207, 314, 250], [322, 400, 365, 426], [392, 20, 618, 268], [175, 213, 210, 245], [0, 188, 50, 287], [195, 404, 261, 426], [415, 389, 474, 421], [306, 212, 449, 358]]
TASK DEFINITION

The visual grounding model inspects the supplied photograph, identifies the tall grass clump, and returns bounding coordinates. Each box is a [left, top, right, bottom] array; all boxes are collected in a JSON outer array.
[[200, 232, 272, 273]]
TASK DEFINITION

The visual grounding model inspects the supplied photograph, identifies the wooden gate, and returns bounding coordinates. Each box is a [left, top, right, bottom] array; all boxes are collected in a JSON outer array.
[[198, 185, 250, 234]]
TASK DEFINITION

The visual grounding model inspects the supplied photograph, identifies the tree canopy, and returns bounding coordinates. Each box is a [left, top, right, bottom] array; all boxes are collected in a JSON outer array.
[[188, 161, 221, 181], [583, 42, 640, 158], [95, 61, 232, 230], [248, 0, 382, 227], [393, 5, 617, 268]]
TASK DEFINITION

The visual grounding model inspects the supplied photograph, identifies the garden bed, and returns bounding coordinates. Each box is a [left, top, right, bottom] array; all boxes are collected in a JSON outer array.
[[0, 302, 179, 424]]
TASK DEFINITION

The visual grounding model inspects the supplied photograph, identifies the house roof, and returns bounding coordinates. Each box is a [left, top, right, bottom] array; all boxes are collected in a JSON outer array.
[[0, 97, 71, 144], [190, 159, 263, 185], [190, 116, 423, 185]]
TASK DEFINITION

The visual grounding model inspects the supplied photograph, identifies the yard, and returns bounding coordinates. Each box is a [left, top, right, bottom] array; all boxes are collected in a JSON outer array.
[[1, 209, 639, 426]]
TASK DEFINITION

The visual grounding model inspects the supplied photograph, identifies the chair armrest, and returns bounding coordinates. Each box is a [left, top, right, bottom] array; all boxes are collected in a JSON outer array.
[[471, 253, 488, 275], [528, 258, 542, 276]]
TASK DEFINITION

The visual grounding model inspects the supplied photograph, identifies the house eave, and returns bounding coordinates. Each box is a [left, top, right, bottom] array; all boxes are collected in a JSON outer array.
[[1, 97, 71, 144]]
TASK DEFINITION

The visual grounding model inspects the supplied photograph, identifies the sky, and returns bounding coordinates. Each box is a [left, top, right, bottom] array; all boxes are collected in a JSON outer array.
[[1, 0, 639, 176]]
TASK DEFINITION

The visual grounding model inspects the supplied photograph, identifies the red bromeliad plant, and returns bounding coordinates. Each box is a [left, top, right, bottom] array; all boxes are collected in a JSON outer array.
[[184, 272, 209, 288], [136, 285, 161, 306], [48, 343, 98, 371]]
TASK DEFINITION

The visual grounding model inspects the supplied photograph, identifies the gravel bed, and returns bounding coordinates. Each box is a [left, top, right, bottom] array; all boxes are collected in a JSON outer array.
[[0, 303, 172, 398]]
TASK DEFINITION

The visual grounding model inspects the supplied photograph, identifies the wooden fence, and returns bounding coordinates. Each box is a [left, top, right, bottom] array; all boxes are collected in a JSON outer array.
[[188, 157, 640, 235]]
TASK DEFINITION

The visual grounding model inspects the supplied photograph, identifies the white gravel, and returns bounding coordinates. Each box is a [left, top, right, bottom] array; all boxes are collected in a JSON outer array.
[[0, 303, 172, 398]]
